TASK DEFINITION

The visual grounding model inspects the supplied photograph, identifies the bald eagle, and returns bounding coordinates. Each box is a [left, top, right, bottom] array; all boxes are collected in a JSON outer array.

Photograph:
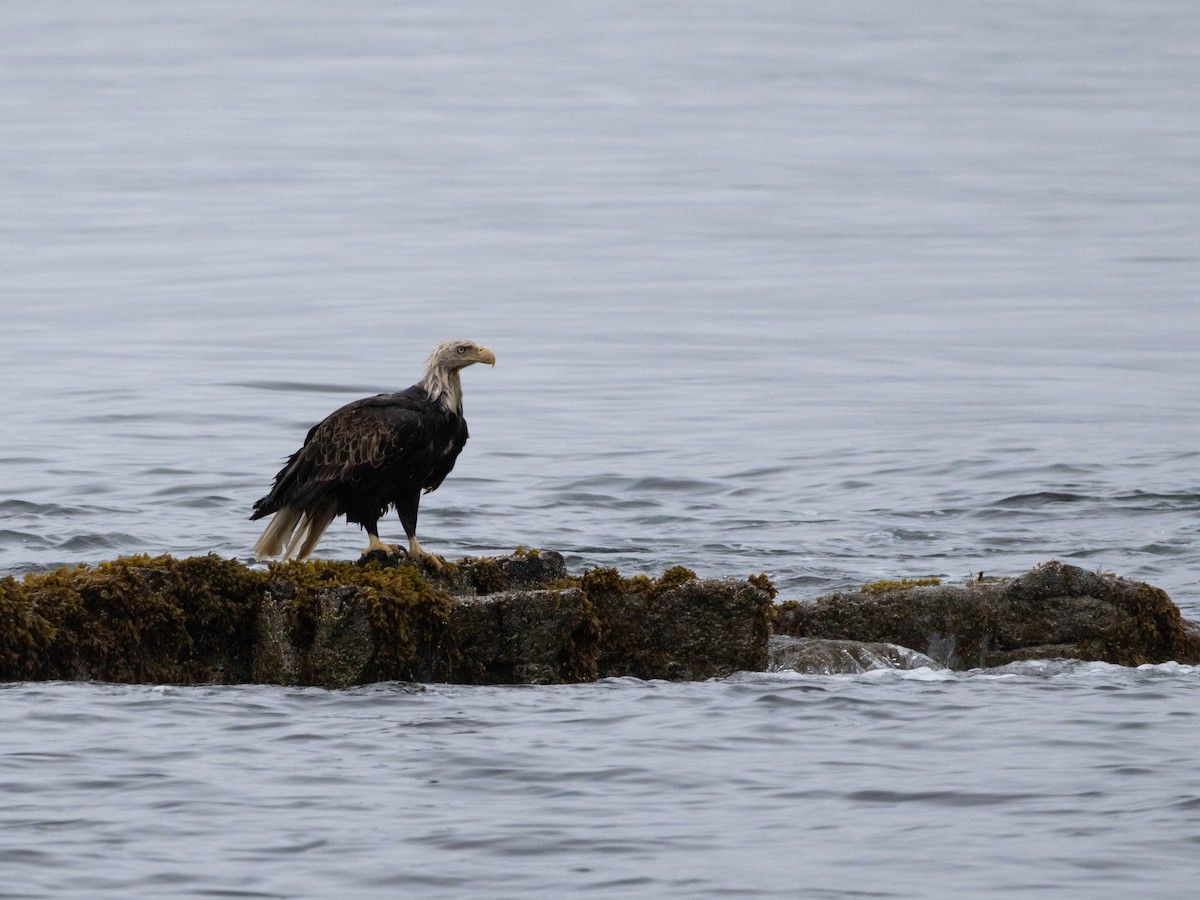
[[251, 339, 496, 561]]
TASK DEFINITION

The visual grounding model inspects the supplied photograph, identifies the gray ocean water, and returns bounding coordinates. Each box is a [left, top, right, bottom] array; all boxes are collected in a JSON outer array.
[[2, 1, 1199, 896]]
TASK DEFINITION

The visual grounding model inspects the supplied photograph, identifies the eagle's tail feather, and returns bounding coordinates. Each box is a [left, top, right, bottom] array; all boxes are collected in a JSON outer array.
[[286, 499, 338, 561], [253, 506, 302, 560]]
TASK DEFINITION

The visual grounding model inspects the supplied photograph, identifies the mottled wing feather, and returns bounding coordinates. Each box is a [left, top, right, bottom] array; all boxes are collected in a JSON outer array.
[[303, 406, 403, 477], [252, 393, 426, 517], [305, 397, 422, 478]]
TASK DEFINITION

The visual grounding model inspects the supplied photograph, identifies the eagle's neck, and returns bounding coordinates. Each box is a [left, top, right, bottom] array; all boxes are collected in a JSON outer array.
[[420, 364, 463, 415]]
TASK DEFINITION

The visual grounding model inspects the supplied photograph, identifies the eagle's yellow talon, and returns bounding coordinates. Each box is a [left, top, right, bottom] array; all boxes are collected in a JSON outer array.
[[365, 535, 400, 556]]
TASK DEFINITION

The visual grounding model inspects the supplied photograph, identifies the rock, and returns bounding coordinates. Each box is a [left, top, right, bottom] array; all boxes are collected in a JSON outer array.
[[3, 555, 1196, 686], [768, 635, 942, 675], [581, 567, 773, 680], [356, 548, 570, 596], [773, 561, 1200, 669], [448, 587, 598, 685], [0, 553, 770, 686], [252, 584, 378, 689], [454, 550, 570, 595], [249, 562, 456, 687], [0, 554, 260, 683], [446, 568, 773, 684]]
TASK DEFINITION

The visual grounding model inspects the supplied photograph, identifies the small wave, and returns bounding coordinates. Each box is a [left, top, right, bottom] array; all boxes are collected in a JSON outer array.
[[0, 500, 59, 515], [229, 380, 383, 395], [990, 489, 1200, 512], [558, 474, 725, 495], [736, 658, 1198, 684], [846, 788, 1039, 808], [0, 529, 55, 549], [57, 532, 145, 552], [730, 665, 955, 685], [992, 491, 1092, 507], [857, 665, 957, 682], [630, 514, 685, 527], [1113, 490, 1200, 510], [968, 659, 1198, 680], [628, 476, 724, 494], [0, 500, 126, 519], [722, 465, 792, 480], [1134, 542, 1189, 556], [74, 412, 162, 424], [150, 485, 236, 509]]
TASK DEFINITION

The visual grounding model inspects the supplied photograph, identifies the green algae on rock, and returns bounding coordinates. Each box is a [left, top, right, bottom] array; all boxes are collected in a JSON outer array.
[[0, 555, 262, 683], [0, 551, 772, 686], [253, 557, 456, 688], [579, 566, 773, 680]]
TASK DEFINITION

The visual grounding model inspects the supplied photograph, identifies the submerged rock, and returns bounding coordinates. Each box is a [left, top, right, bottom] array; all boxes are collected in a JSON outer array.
[[768, 635, 942, 675], [774, 561, 1200, 669]]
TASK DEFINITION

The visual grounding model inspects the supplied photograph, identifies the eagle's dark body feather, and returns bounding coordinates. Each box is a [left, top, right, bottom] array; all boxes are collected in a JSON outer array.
[[250, 340, 492, 560], [252, 385, 467, 534]]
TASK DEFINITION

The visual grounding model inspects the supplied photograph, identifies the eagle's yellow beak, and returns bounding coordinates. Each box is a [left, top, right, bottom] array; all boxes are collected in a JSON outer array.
[[475, 346, 496, 367]]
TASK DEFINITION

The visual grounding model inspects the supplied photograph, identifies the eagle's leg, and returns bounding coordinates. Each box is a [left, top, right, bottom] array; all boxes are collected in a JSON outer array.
[[362, 518, 400, 557], [397, 496, 447, 568], [407, 533, 449, 570], [365, 533, 401, 556]]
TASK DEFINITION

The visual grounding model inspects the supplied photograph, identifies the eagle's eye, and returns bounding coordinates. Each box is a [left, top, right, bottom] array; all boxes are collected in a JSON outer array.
[[457, 345, 468, 353]]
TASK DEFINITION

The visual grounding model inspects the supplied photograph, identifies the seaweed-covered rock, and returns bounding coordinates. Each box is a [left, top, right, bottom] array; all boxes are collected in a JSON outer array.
[[581, 567, 773, 680], [251, 559, 456, 687], [0, 574, 57, 680], [445, 564, 772, 684], [455, 549, 570, 595], [774, 561, 1200, 669], [0, 555, 262, 683], [4, 554, 1196, 686], [0, 554, 459, 687], [253, 584, 375, 688], [356, 547, 569, 597], [0, 553, 771, 685]]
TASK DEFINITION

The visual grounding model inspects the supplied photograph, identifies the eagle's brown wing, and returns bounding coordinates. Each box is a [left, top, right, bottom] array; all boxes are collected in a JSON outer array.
[[251, 392, 427, 519]]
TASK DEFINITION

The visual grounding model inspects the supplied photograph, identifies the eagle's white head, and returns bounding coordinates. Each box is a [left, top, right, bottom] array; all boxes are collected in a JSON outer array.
[[421, 339, 496, 413]]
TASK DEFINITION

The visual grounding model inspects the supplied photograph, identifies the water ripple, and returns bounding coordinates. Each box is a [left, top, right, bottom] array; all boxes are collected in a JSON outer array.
[[3, 670, 1198, 898]]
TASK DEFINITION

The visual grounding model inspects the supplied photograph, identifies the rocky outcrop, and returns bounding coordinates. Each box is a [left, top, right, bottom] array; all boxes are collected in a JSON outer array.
[[1, 554, 1196, 686], [774, 561, 1200, 668], [251, 561, 773, 687], [0, 552, 772, 686]]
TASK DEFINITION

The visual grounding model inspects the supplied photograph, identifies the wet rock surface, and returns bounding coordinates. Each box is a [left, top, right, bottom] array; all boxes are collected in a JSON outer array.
[[774, 561, 1200, 669], [448, 587, 598, 685], [768, 635, 942, 675]]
